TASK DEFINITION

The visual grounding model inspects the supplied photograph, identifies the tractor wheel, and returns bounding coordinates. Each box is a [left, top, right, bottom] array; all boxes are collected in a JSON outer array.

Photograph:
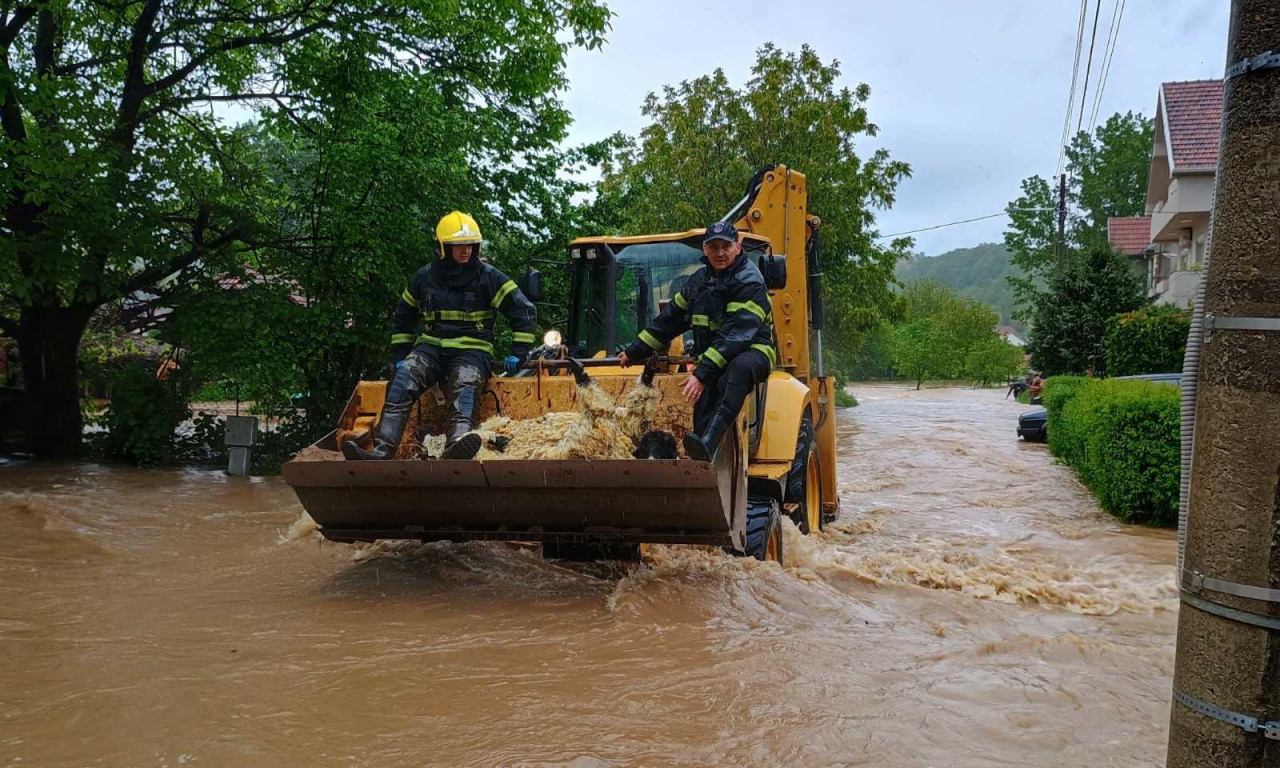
[[785, 414, 822, 534], [742, 496, 784, 565]]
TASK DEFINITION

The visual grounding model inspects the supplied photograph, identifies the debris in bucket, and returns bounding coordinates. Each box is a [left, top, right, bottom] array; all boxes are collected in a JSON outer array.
[[418, 367, 670, 461]]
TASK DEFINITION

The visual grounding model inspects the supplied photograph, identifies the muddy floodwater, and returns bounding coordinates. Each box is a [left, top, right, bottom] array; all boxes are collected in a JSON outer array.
[[1, 386, 1178, 767]]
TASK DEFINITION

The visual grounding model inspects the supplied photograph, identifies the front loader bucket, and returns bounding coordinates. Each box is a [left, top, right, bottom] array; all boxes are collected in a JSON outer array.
[[282, 433, 741, 548]]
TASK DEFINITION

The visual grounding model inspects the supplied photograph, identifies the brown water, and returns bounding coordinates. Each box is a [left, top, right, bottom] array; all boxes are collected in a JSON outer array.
[[1, 386, 1178, 767]]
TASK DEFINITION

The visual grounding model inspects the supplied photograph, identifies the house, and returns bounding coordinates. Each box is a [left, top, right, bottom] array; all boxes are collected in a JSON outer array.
[[1107, 215, 1153, 285], [1142, 79, 1222, 307], [995, 326, 1027, 347]]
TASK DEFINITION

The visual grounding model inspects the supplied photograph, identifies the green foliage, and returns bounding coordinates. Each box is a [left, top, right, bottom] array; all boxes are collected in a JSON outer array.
[[1104, 305, 1190, 377], [597, 44, 912, 377], [191, 381, 238, 403], [1048, 378, 1180, 525], [895, 243, 1025, 331], [1042, 375, 1090, 466], [1026, 244, 1146, 376], [93, 366, 193, 467], [887, 280, 1012, 386], [964, 335, 1027, 387], [849, 321, 895, 380], [1069, 114, 1157, 235], [0, 0, 611, 455], [890, 318, 947, 389], [1003, 112, 1154, 321], [831, 371, 858, 407]]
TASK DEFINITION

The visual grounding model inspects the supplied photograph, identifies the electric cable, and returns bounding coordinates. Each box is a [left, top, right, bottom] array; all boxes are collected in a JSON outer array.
[[1076, 0, 1104, 134]]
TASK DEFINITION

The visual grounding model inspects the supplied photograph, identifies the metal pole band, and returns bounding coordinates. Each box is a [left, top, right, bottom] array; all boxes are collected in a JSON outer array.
[[1226, 50, 1280, 80], [1181, 590, 1280, 631], [1205, 314, 1280, 334], [1173, 686, 1280, 740], [1182, 568, 1280, 604]]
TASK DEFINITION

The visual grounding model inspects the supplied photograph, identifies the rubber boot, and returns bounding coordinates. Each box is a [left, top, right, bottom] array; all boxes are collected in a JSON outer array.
[[440, 430, 482, 460], [683, 413, 730, 463], [440, 363, 484, 460], [342, 353, 436, 461], [342, 401, 409, 461]]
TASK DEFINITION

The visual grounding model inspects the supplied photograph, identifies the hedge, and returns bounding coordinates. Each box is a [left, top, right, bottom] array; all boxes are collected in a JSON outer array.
[[1044, 376, 1179, 526], [1041, 376, 1089, 466], [1104, 305, 1190, 377]]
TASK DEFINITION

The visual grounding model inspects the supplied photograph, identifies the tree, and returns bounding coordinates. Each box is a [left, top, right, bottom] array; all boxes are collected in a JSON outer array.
[[1004, 112, 1153, 321], [0, 0, 610, 456], [888, 279, 1007, 388], [964, 335, 1026, 387], [597, 44, 912, 375], [890, 318, 948, 390], [1026, 244, 1146, 376], [850, 320, 894, 380]]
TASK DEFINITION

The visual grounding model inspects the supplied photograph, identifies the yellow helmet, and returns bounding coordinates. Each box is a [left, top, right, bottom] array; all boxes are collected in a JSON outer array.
[[436, 211, 483, 258]]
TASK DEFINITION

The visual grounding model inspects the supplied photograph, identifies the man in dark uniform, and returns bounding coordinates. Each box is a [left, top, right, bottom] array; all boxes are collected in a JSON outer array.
[[343, 211, 537, 461], [618, 222, 776, 461]]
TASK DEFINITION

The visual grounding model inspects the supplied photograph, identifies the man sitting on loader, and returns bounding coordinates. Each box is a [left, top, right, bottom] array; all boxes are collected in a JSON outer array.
[[343, 211, 538, 462], [618, 222, 777, 461]]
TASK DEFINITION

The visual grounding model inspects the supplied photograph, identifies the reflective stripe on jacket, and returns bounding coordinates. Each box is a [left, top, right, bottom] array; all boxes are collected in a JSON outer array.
[[390, 259, 537, 358], [624, 252, 777, 380]]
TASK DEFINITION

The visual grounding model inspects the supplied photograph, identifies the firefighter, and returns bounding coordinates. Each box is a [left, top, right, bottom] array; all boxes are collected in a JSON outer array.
[[343, 211, 537, 461], [618, 221, 776, 461]]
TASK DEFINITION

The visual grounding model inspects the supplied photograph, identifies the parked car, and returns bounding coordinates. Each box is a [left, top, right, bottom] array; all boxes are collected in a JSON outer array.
[[1017, 408, 1048, 442], [1017, 373, 1182, 443]]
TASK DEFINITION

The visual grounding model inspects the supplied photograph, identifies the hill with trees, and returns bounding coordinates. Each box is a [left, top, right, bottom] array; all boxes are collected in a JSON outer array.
[[895, 243, 1023, 331]]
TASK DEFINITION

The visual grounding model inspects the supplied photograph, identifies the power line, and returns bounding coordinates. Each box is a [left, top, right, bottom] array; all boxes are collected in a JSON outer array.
[[1088, 0, 1126, 130], [877, 208, 1056, 240], [1056, 0, 1090, 177], [1076, 0, 1104, 134]]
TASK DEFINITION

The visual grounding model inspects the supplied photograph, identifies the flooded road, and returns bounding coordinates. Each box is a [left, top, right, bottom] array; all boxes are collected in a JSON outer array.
[[1, 386, 1177, 767]]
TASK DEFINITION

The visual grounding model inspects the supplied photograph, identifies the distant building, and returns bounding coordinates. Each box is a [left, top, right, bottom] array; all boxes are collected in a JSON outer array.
[[1107, 215, 1153, 281], [1142, 79, 1222, 307], [995, 326, 1027, 347]]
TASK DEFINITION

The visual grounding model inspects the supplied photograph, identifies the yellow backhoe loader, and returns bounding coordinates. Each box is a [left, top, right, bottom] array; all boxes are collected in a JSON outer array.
[[283, 165, 839, 564]]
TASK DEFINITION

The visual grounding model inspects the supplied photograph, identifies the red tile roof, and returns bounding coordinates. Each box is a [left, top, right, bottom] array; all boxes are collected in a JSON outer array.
[[1108, 216, 1152, 255], [1162, 80, 1223, 171]]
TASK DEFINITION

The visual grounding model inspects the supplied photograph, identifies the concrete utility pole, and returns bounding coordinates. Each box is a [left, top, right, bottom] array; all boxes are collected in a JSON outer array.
[[1166, 3, 1280, 767]]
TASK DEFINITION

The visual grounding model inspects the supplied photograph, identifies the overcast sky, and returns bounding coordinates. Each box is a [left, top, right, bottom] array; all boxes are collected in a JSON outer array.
[[560, 0, 1229, 256]]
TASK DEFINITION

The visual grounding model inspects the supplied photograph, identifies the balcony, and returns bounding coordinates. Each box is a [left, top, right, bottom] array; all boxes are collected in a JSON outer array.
[[1153, 269, 1202, 308], [1151, 174, 1214, 242]]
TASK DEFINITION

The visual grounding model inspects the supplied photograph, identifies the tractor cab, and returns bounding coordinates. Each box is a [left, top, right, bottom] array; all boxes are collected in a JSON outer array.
[[564, 231, 776, 359]]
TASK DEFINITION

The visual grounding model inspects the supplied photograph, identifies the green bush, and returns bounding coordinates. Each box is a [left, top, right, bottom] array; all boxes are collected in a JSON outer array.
[[1048, 378, 1179, 525], [191, 380, 239, 403], [1042, 375, 1089, 464], [93, 365, 193, 466], [1104, 305, 1190, 377]]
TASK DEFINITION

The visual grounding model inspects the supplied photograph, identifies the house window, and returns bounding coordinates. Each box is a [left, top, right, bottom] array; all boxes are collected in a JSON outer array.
[[1195, 233, 1206, 266]]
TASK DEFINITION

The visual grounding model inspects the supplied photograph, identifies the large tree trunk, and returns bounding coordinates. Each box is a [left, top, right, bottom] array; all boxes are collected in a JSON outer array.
[[14, 305, 93, 458]]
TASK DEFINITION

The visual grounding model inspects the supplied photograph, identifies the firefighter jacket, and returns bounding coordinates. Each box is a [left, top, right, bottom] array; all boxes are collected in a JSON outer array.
[[390, 256, 537, 360], [623, 251, 777, 381]]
